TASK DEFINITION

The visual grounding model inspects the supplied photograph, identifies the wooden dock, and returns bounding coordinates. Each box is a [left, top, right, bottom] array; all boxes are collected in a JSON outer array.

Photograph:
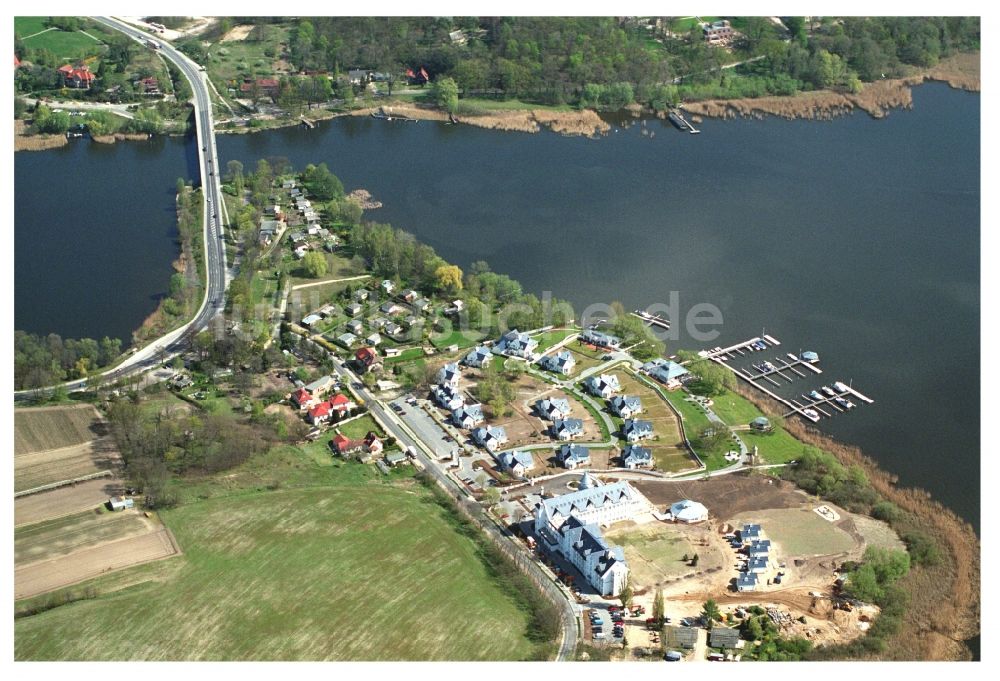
[[300, 117, 315, 129], [632, 309, 671, 330], [668, 109, 701, 134]]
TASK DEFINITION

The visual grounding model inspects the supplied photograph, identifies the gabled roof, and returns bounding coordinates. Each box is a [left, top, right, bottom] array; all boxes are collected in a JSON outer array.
[[623, 444, 652, 464], [553, 418, 584, 436], [624, 419, 654, 437], [709, 627, 741, 649], [329, 393, 352, 408], [558, 442, 590, 463], [291, 388, 313, 405]]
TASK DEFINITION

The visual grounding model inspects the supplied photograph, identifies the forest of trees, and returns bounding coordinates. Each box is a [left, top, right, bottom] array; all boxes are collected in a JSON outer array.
[[262, 16, 979, 109], [14, 331, 122, 390]]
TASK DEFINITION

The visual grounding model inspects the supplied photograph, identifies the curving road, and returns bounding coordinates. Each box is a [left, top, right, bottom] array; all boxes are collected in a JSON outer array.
[[15, 17, 228, 400]]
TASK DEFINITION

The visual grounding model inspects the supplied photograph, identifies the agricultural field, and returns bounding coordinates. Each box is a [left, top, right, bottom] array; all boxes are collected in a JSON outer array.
[[730, 508, 856, 558], [616, 372, 698, 474], [14, 405, 121, 493], [15, 472, 544, 660], [15, 477, 126, 527], [15, 405, 107, 455], [15, 509, 177, 600]]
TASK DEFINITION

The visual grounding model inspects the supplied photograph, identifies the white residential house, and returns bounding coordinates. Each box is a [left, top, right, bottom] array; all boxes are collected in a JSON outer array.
[[535, 397, 571, 421], [365, 333, 382, 346], [432, 383, 465, 411], [557, 443, 591, 469], [346, 319, 364, 335], [437, 362, 461, 387], [623, 419, 654, 442], [622, 444, 653, 469], [495, 329, 539, 358], [580, 329, 622, 350], [464, 345, 493, 368], [540, 350, 576, 375], [585, 373, 621, 399], [610, 395, 643, 419], [496, 450, 535, 478], [381, 279, 395, 294], [552, 418, 585, 441], [452, 403, 485, 429], [473, 425, 508, 451]]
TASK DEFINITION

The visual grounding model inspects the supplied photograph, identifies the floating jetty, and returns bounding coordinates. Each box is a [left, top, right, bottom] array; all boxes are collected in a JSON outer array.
[[632, 309, 671, 330], [667, 109, 700, 134], [300, 117, 315, 129], [697, 333, 873, 423]]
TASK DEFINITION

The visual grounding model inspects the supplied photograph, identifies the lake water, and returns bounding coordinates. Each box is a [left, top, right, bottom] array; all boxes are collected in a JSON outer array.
[[14, 133, 198, 343], [15, 83, 980, 529]]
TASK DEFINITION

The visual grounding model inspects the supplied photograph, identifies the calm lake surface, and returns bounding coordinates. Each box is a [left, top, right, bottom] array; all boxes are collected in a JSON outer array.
[[15, 133, 197, 343], [15, 83, 980, 529]]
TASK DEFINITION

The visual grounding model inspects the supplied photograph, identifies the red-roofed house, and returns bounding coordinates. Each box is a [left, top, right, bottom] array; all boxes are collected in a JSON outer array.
[[240, 77, 280, 98], [329, 432, 362, 456], [355, 347, 379, 371], [328, 393, 355, 417], [291, 388, 316, 410], [140, 76, 160, 94], [307, 401, 334, 425], [58, 63, 95, 88]]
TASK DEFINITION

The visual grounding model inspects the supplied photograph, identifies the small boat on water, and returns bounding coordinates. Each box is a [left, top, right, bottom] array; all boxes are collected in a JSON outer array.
[[822, 386, 836, 397], [833, 381, 850, 393], [802, 408, 820, 421], [762, 361, 776, 372], [808, 390, 822, 401]]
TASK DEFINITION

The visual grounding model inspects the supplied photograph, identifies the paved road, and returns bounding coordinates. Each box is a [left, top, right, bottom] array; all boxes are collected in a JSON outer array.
[[15, 17, 228, 402]]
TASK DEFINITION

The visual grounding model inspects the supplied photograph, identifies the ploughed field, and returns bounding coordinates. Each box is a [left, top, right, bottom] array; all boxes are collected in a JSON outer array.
[[15, 481, 542, 660]]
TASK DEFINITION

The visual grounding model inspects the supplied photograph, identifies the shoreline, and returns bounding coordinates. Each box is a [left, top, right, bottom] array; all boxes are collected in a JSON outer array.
[[680, 52, 980, 122], [734, 382, 979, 660], [14, 50, 979, 151]]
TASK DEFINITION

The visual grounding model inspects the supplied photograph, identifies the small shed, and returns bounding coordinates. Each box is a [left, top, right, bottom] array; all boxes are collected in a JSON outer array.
[[109, 496, 134, 511], [749, 416, 772, 432], [385, 451, 407, 467]]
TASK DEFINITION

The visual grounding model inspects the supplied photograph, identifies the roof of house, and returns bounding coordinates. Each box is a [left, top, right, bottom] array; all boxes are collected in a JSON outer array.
[[586, 373, 621, 393], [499, 450, 535, 470], [465, 345, 492, 363], [355, 347, 378, 363], [611, 394, 642, 413], [750, 416, 771, 428], [331, 433, 352, 450], [643, 358, 690, 382], [308, 402, 331, 419], [537, 397, 571, 418], [709, 627, 741, 649], [452, 403, 484, 423], [670, 499, 708, 521], [623, 444, 652, 464], [581, 329, 621, 346], [292, 388, 313, 404], [624, 419, 654, 436], [553, 418, 584, 436], [737, 572, 759, 589], [557, 443, 591, 463], [329, 393, 352, 407]]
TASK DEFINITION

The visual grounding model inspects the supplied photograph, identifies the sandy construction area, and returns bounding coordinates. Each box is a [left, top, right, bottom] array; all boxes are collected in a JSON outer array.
[[15, 526, 179, 600], [220, 24, 255, 42], [15, 477, 126, 527]]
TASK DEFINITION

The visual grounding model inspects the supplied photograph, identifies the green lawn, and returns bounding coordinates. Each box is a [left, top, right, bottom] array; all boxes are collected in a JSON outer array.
[[336, 414, 385, 441], [15, 484, 541, 660], [384, 347, 425, 366], [15, 447, 546, 660], [15, 17, 48, 37], [709, 392, 765, 428], [22, 27, 105, 59], [430, 328, 486, 350], [669, 16, 719, 33], [532, 329, 577, 354]]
